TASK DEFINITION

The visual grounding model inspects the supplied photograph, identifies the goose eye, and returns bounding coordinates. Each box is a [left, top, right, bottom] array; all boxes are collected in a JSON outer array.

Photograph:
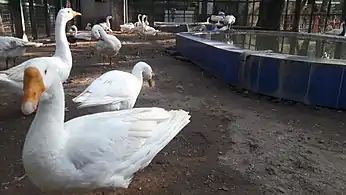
[[44, 69, 47, 75]]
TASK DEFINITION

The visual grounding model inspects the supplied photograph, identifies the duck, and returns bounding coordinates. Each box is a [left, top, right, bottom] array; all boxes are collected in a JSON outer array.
[[85, 23, 92, 31], [68, 25, 92, 41], [0, 35, 43, 69], [0, 8, 81, 98], [99, 15, 113, 33], [20, 63, 191, 194], [91, 24, 122, 66], [73, 61, 154, 111], [325, 21, 345, 35]]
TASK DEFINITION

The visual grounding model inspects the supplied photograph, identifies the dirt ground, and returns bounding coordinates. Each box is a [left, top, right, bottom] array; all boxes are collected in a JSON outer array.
[[0, 33, 346, 195]]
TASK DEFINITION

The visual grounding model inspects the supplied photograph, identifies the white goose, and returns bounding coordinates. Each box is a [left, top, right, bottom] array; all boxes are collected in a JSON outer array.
[[99, 16, 113, 32], [20, 63, 191, 194], [219, 15, 236, 31], [120, 22, 135, 33], [141, 15, 160, 36], [325, 21, 345, 35], [132, 14, 143, 33], [0, 8, 80, 98], [73, 61, 154, 111], [92, 24, 122, 66], [120, 14, 143, 33], [69, 25, 92, 41], [0, 35, 43, 69], [143, 14, 150, 26], [85, 23, 92, 31]]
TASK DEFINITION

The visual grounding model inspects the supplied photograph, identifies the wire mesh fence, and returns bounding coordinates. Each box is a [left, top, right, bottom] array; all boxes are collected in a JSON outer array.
[[0, 0, 343, 39], [129, 0, 343, 33], [0, 0, 58, 39]]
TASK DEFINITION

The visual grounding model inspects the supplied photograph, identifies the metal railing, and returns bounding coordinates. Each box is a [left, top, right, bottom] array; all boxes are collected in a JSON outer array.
[[128, 0, 343, 33]]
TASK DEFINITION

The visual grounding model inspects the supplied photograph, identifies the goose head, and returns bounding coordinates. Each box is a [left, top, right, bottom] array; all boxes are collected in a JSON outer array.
[[143, 15, 150, 26], [106, 16, 113, 20], [141, 15, 150, 27], [134, 62, 155, 87], [91, 24, 105, 40], [137, 14, 142, 22], [21, 63, 60, 115], [56, 8, 81, 24]]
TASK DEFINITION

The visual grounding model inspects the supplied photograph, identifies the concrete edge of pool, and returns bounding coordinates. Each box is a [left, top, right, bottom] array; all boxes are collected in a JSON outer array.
[[176, 32, 346, 109]]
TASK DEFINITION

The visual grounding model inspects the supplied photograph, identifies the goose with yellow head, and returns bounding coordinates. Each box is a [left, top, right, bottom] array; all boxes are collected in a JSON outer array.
[[20, 62, 191, 194]]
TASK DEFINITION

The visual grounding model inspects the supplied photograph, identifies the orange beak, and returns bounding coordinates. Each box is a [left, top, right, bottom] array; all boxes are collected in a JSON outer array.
[[72, 10, 82, 17], [21, 67, 45, 115]]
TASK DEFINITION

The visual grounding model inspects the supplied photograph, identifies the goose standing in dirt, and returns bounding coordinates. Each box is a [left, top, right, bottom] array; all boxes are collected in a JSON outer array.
[[91, 24, 121, 66], [19, 62, 191, 194], [0, 8, 81, 105], [0, 35, 43, 69], [73, 61, 154, 111], [132, 14, 144, 34], [141, 15, 160, 37]]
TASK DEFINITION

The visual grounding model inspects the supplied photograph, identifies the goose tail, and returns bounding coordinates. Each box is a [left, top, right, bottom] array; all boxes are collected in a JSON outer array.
[[142, 109, 191, 168], [105, 108, 190, 188]]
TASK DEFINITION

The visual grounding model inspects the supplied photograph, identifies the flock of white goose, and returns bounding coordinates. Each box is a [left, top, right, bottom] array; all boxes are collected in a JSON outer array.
[[0, 8, 190, 195], [120, 14, 160, 36]]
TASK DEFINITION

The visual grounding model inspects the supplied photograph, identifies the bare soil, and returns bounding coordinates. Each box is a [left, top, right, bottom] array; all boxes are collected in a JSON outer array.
[[0, 33, 345, 195]]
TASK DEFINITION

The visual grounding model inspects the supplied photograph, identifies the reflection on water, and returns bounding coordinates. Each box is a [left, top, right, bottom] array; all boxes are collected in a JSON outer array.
[[195, 32, 346, 60]]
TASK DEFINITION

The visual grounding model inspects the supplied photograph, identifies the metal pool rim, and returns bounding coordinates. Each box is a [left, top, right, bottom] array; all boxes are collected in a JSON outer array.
[[178, 31, 346, 66]]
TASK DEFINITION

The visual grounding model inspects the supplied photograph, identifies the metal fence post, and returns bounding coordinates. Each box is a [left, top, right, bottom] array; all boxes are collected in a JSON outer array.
[[43, 0, 52, 37], [9, 0, 26, 38], [28, 0, 38, 39]]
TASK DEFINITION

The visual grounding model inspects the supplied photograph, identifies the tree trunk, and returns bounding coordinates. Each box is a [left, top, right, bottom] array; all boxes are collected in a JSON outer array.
[[256, 0, 285, 52], [110, 0, 124, 31], [256, 0, 285, 30], [289, 0, 302, 54], [9, 0, 25, 38]]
